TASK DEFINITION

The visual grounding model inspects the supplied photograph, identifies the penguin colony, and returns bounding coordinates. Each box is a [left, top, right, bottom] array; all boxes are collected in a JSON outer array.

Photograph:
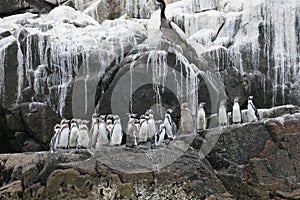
[[50, 109, 177, 152], [50, 96, 259, 152]]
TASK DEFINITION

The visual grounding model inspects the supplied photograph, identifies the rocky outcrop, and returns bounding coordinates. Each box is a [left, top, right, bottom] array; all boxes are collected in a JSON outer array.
[[0, 112, 299, 199]]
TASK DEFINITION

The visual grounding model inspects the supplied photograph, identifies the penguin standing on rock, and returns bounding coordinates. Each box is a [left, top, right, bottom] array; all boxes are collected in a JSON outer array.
[[197, 102, 206, 131], [69, 119, 79, 148], [218, 99, 228, 126], [247, 96, 259, 122], [57, 119, 70, 149], [77, 120, 90, 149], [232, 97, 242, 124], [106, 115, 114, 142], [126, 119, 139, 147], [50, 124, 60, 152], [138, 114, 148, 144], [155, 122, 166, 146], [95, 115, 109, 148], [164, 109, 175, 139], [180, 102, 193, 133], [110, 115, 123, 146], [90, 113, 99, 148], [146, 109, 156, 140]]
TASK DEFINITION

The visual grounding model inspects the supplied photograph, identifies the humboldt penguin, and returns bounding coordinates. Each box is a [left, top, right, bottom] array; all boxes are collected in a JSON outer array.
[[69, 119, 79, 148], [110, 115, 123, 146], [146, 109, 157, 140], [90, 113, 99, 148], [197, 102, 206, 131], [180, 102, 193, 133], [77, 120, 90, 149], [232, 97, 242, 124], [138, 114, 148, 144], [247, 96, 259, 122], [218, 99, 228, 126], [126, 113, 137, 134], [95, 115, 109, 148], [163, 109, 175, 139], [126, 119, 139, 147], [106, 114, 114, 142], [155, 122, 166, 146], [50, 124, 60, 152], [57, 119, 70, 149]]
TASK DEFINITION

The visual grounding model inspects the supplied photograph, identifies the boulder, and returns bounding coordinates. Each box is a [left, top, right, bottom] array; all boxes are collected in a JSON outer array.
[[20, 102, 61, 146], [0, 36, 23, 108]]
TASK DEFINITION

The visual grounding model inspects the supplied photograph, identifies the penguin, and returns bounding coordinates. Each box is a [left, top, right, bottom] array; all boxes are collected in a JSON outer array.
[[247, 96, 259, 122], [180, 102, 193, 133], [106, 114, 114, 142], [218, 99, 228, 126], [57, 119, 70, 149], [138, 114, 148, 144], [68, 119, 79, 148], [95, 115, 109, 148], [110, 115, 123, 146], [197, 102, 206, 131], [90, 113, 99, 148], [232, 97, 242, 124], [50, 124, 60, 152], [126, 113, 137, 136], [155, 122, 166, 146], [77, 120, 90, 149], [126, 119, 139, 147], [164, 109, 175, 139], [146, 109, 157, 140]]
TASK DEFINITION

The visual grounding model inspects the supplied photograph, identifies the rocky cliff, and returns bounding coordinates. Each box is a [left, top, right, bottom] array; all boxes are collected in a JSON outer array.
[[0, 0, 299, 152]]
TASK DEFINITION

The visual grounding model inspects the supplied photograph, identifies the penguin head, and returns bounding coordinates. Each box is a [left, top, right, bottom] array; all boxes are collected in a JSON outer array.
[[234, 97, 239, 102], [145, 111, 150, 117], [140, 114, 145, 120], [106, 114, 114, 121], [82, 120, 89, 124], [92, 113, 98, 119], [147, 109, 154, 115], [248, 96, 254, 100], [199, 102, 206, 108], [113, 115, 121, 123], [60, 119, 70, 126], [166, 109, 173, 114], [156, 0, 165, 6], [181, 102, 189, 109], [106, 119, 113, 125], [99, 115, 106, 120], [220, 99, 227, 105], [54, 124, 60, 131]]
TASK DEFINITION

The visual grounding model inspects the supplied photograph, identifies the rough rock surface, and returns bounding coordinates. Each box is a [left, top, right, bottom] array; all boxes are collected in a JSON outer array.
[[0, 112, 299, 199]]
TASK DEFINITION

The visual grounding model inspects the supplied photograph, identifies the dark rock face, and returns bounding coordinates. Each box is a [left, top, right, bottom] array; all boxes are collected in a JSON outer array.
[[0, 113, 299, 199]]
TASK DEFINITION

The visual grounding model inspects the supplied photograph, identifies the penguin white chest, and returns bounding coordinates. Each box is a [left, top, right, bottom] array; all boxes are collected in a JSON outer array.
[[197, 109, 206, 131], [96, 122, 109, 148], [91, 122, 99, 148], [232, 103, 241, 123], [180, 109, 193, 132], [164, 115, 174, 138], [247, 103, 258, 122], [77, 127, 90, 148], [111, 123, 122, 145], [139, 121, 148, 142], [58, 127, 70, 148], [218, 106, 228, 126], [147, 118, 156, 139], [69, 125, 79, 148]]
